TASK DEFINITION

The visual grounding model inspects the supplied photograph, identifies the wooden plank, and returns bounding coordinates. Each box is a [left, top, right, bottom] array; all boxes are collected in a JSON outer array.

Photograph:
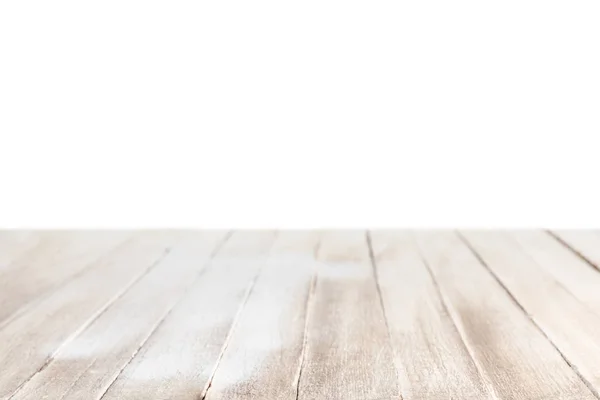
[[0, 231, 103, 275], [0, 231, 132, 325], [460, 230, 600, 398], [416, 230, 596, 400], [204, 231, 321, 400], [9, 231, 228, 400], [0, 231, 71, 278], [100, 230, 277, 400], [369, 230, 493, 400], [551, 230, 600, 271], [297, 230, 399, 400], [0, 230, 41, 270], [509, 230, 600, 311], [0, 231, 181, 400]]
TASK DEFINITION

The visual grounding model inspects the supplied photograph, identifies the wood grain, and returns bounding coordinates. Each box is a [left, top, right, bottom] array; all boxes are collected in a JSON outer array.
[[460, 230, 600, 398], [0, 231, 131, 325], [297, 230, 399, 400], [204, 231, 321, 400], [369, 230, 493, 399], [9, 231, 228, 400], [1, 229, 599, 399], [99, 230, 277, 400], [509, 230, 600, 311], [550, 230, 600, 271], [417, 230, 596, 400], [0, 230, 41, 270], [0, 232, 179, 400]]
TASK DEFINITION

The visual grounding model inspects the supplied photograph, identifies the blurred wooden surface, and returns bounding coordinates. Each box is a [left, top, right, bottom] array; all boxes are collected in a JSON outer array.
[[1, 230, 600, 400]]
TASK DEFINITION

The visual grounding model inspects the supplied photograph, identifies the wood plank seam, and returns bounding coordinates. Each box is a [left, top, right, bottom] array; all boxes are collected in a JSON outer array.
[[365, 230, 404, 400], [6, 246, 173, 400], [294, 250, 319, 400], [505, 231, 600, 317], [296, 234, 321, 400], [456, 231, 600, 400], [504, 232, 590, 303], [0, 235, 135, 332], [200, 231, 280, 400], [547, 230, 600, 273], [414, 232, 502, 400], [198, 279, 257, 400], [94, 231, 234, 400]]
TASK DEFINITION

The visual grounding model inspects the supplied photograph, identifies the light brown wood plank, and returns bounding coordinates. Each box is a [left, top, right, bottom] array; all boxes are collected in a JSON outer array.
[[369, 230, 493, 400], [297, 230, 399, 400], [460, 230, 600, 398], [0, 232, 181, 400], [509, 230, 600, 311], [0, 231, 132, 325], [416, 230, 596, 400], [204, 231, 321, 400], [99, 230, 277, 400], [551, 230, 600, 271], [9, 231, 228, 400], [0, 231, 41, 270]]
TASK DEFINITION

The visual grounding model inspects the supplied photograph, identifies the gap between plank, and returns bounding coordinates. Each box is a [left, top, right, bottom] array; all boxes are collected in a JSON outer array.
[[293, 271, 316, 400], [198, 273, 261, 400], [7, 246, 173, 400], [504, 231, 600, 316], [365, 231, 403, 400], [546, 230, 600, 273], [456, 231, 600, 400], [293, 238, 322, 400]]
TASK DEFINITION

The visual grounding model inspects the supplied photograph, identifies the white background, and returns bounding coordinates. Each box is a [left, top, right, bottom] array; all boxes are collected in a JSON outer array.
[[1, 1, 599, 228]]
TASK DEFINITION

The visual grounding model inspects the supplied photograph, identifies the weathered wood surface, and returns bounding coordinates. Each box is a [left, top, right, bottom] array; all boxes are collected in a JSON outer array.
[[10, 231, 228, 400], [461, 230, 600, 398], [1, 230, 599, 400], [369, 230, 492, 400], [417, 230, 596, 400], [551, 230, 600, 271], [297, 230, 399, 400], [0, 231, 131, 326], [0, 232, 181, 400], [509, 230, 600, 311], [204, 231, 321, 400], [100, 230, 277, 400]]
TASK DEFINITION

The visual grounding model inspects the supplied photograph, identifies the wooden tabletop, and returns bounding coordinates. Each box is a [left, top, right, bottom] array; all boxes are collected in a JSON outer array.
[[1, 230, 600, 400]]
